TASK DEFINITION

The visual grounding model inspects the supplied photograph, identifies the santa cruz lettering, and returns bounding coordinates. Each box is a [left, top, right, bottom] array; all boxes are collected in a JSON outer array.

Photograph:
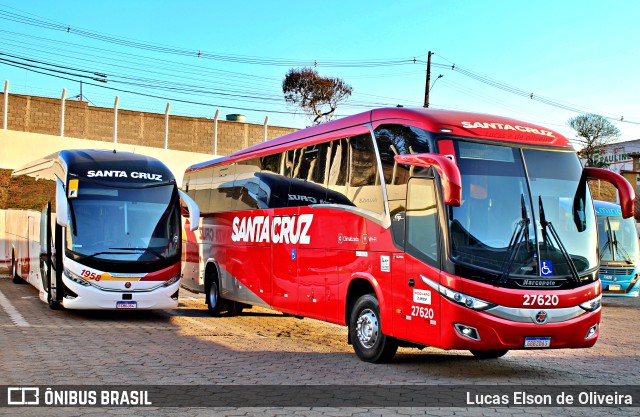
[[461, 121, 555, 138], [231, 214, 313, 244], [86, 170, 163, 181]]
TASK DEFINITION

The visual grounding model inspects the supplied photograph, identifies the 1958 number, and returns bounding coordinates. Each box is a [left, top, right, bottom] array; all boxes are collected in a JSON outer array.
[[523, 294, 559, 306]]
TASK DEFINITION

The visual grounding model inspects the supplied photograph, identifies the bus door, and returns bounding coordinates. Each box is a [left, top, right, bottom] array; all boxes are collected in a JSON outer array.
[[271, 214, 299, 315], [400, 177, 442, 347], [388, 202, 408, 339], [39, 204, 52, 295]]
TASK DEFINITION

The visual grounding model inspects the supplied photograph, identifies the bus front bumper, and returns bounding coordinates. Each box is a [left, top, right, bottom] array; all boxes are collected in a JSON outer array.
[[60, 275, 180, 310], [438, 299, 601, 351]]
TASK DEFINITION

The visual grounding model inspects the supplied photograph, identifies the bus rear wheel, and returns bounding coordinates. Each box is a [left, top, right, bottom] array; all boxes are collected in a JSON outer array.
[[349, 294, 398, 363], [470, 349, 508, 359], [206, 274, 230, 317], [11, 252, 23, 284]]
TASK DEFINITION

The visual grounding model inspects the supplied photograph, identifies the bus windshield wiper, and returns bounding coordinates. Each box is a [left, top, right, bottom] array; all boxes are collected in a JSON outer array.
[[538, 196, 580, 284], [612, 231, 634, 264], [500, 194, 530, 283], [75, 251, 131, 261], [109, 247, 167, 261]]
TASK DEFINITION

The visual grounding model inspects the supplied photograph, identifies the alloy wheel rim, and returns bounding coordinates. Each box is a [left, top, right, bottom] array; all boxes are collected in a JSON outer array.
[[356, 308, 379, 348]]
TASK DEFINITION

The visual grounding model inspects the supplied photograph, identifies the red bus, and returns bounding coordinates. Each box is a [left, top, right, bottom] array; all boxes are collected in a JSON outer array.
[[180, 108, 633, 362]]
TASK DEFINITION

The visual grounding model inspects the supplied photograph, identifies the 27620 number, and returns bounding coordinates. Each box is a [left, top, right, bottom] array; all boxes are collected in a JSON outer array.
[[523, 294, 559, 307], [411, 306, 434, 319]]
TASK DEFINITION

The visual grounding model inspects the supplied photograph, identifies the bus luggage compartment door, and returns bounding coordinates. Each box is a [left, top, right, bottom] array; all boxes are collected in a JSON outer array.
[[271, 216, 299, 315]]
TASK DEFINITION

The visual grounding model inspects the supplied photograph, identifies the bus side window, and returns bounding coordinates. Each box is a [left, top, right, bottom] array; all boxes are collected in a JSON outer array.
[[348, 134, 384, 214], [258, 153, 288, 208], [193, 168, 213, 214], [406, 178, 440, 268], [374, 123, 433, 190], [288, 144, 329, 207], [327, 138, 349, 203], [209, 165, 235, 213], [260, 154, 282, 175], [232, 158, 261, 211], [284, 148, 303, 179]]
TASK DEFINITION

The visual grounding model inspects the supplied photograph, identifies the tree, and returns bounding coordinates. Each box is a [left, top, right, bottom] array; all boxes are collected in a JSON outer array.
[[283, 68, 352, 125], [568, 113, 620, 168]]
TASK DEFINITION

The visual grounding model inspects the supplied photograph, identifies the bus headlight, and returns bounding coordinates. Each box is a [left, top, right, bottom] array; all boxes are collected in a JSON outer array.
[[579, 295, 602, 312], [421, 275, 496, 311], [64, 268, 91, 286], [163, 274, 180, 287]]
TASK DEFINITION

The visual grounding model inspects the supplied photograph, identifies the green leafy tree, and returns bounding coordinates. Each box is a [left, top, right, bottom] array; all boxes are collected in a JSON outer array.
[[283, 68, 352, 125], [568, 113, 620, 168]]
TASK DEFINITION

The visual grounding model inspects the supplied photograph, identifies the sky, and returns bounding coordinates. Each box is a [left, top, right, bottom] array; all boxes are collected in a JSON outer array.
[[1, 0, 639, 145]]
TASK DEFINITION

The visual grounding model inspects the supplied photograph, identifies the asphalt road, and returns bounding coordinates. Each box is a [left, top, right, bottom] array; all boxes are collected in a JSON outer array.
[[0, 271, 638, 416]]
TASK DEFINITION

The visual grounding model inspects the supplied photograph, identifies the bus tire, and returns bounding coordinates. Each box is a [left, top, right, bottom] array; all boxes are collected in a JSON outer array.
[[11, 252, 23, 284], [206, 274, 230, 317], [470, 349, 508, 359], [349, 294, 398, 363], [47, 294, 61, 310], [224, 301, 244, 317]]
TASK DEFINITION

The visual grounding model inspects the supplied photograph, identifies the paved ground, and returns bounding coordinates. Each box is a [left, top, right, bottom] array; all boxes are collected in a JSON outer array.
[[0, 271, 638, 416]]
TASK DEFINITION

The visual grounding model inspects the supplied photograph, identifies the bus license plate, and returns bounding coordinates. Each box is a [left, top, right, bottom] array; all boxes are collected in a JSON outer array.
[[524, 337, 551, 348], [608, 284, 621, 291], [116, 301, 137, 309]]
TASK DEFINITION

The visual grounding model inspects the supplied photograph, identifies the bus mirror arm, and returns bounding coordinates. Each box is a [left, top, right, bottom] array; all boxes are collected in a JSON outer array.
[[55, 178, 69, 227], [394, 153, 462, 206], [584, 167, 636, 219], [178, 190, 201, 231]]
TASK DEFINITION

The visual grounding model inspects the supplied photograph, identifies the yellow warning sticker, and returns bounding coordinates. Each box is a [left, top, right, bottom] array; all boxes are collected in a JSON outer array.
[[68, 179, 79, 198]]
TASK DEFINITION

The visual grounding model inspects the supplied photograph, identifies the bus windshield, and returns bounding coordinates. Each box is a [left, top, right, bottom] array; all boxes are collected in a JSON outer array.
[[598, 215, 640, 263], [65, 183, 181, 266], [449, 141, 598, 282]]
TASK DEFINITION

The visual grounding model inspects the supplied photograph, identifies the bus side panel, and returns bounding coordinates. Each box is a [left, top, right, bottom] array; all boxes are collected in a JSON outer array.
[[5, 209, 27, 278], [402, 255, 442, 347], [325, 250, 343, 325], [297, 247, 326, 321], [224, 242, 272, 306], [271, 230, 299, 315]]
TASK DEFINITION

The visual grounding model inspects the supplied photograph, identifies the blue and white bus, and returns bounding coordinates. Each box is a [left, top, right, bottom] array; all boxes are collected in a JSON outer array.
[[595, 200, 640, 297]]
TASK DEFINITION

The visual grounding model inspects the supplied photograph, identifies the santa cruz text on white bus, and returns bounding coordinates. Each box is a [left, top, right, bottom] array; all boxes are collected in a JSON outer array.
[[86, 170, 163, 181], [231, 214, 314, 244]]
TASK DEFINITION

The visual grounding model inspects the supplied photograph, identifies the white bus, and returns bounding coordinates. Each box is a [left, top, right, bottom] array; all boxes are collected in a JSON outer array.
[[6, 149, 199, 309]]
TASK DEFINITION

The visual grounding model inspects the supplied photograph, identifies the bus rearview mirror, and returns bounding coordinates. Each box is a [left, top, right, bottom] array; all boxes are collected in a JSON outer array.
[[178, 190, 201, 231], [55, 177, 69, 227], [584, 167, 636, 219], [394, 153, 462, 206]]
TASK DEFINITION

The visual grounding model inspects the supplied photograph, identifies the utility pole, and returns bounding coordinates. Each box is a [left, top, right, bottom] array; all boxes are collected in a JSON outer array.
[[423, 51, 433, 108]]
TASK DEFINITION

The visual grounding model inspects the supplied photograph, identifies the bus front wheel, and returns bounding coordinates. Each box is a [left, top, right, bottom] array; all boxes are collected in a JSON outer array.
[[206, 274, 230, 317], [470, 349, 508, 359], [349, 294, 398, 363], [47, 293, 61, 310]]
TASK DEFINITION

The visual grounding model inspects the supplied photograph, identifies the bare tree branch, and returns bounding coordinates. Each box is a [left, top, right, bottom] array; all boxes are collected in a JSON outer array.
[[568, 113, 620, 168], [283, 68, 352, 125]]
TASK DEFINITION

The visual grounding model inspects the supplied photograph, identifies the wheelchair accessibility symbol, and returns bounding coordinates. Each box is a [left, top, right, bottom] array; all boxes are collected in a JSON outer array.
[[540, 260, 554, 277]]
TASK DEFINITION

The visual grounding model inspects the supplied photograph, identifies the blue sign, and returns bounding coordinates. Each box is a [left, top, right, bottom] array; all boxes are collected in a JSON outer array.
[[291, 249, 297, 260], [540, 260, 554, 277]]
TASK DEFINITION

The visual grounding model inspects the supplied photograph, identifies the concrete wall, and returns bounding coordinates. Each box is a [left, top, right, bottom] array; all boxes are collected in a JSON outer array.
[[0, 129, 215, 186], [0, 93, 297, 155]]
